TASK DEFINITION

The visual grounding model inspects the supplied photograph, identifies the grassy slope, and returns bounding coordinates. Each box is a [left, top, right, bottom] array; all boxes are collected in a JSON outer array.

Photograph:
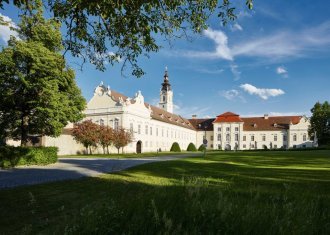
[[0, 150, 329, 234]]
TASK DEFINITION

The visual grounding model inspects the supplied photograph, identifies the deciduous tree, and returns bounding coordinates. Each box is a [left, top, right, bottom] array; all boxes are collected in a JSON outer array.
[[98, 125, 114, 154], [72, 120, 99, 154], [309, 101, 330, 146], [0, 0, 253, 77], [0, 0, 86, 146], [112, 127, 133, 154]]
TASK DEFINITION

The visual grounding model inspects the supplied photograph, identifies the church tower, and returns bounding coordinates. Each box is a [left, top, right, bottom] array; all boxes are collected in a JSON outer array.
[[159, 67, 173, 113]]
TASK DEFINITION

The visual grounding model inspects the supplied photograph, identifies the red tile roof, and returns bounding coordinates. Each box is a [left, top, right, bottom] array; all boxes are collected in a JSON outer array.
[[242, 116, 302, 131], [213, 112, 243, 123]]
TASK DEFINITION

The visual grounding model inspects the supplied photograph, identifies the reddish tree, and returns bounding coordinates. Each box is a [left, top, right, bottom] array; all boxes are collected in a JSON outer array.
[[112, 127, 133, 154], [98, 125, 114, 154], [72, 120, 99, 154]]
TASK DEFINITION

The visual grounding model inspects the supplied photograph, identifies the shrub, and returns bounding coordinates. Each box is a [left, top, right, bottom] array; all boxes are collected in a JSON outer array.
[[186, 143, 197, 151], [0, 146, 58, 168], [198, 144, 206, 151], [170, 142, 181, 152]]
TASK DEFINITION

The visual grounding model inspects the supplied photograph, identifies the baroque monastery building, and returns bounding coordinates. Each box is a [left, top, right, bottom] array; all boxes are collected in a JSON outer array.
[[44, 69, 313, 155]]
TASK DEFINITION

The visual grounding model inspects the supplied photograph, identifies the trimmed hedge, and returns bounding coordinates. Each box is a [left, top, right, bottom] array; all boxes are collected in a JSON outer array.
[[187, 143, 197, 151], [198, 144, 206, 152], [0, 146, 58, 168], [170, 142, 181, 152]]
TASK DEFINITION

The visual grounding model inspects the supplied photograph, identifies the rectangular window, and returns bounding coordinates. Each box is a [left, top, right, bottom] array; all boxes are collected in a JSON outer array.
[[226, 134, 230, 141], [145, 125, 148, 135], [100, 119, 104, 126], [217, 127, 221, 132], [114, 119, 119, 130], [243, 135, 246, 141], [130, 123, 133, 134], [235, 127, 239, 132], [262, 135, 266, 141], [235, 133, 238, 141], [251, 135, 255, 141], [138, 125, 141, 134], [283, 135, 287, 141], [226, 127, 230, 132], [150, 127, 152, 135], [211, 136, 214, 141], [283, 144, 287, 149], [217, 134, 221, 141], [274, 135, 277, 141], [293, 134, 297, 141], [243, 144, 246, 148], [211, 144, 213, 148], [156, 128, 158, 136], [274, 144, 277, 149], [303, 134, 306, 141]]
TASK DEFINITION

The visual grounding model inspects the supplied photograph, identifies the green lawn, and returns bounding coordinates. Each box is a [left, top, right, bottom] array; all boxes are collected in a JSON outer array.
[[1, 150, 330, 234], [60, 151, 197, 158]]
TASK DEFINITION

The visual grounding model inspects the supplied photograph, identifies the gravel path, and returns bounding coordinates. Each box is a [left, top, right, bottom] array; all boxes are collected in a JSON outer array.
[[0, 154, 198, 189]]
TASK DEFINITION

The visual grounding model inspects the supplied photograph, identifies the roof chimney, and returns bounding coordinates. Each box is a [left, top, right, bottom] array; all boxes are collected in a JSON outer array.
[[192, 115, 197, 119], [264, 114, 269, 119]]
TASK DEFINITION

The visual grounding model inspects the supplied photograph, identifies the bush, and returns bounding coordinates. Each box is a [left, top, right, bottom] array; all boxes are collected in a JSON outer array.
[[198, 144, 206, 152], [170, 142, 181, 152], [186, 143, 197, 151], [0, 146, 58, 168]]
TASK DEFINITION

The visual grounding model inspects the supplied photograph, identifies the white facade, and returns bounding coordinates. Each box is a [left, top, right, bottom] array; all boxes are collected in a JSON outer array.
[[39, 70, 314, 155]]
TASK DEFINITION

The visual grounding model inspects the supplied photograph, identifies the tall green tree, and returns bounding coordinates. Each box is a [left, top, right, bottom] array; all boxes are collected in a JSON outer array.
[[309, 101, 330, 146], [0, 0, 86, 146], [0, 0, 253, 77]]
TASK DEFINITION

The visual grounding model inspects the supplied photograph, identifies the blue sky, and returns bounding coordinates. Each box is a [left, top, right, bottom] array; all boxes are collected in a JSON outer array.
[[1, 0, 330, 118]]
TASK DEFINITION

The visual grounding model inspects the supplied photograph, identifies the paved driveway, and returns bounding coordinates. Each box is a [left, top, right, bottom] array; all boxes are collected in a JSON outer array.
[[0, 154, 198, 189]]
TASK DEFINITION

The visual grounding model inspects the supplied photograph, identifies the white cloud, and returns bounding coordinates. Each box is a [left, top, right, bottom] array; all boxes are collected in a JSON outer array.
[[0, 13, 19, 43], [182, 28, 233, 60], [221, 89, 239, 100], [194, 68, 224, 74], [231, 23, 243, 31], [220, 89, 246, 102], [240, 83, 285, 100], [230, 63, 241, 80], [276, 66, 288, 77], [178, 21, 330, 62]]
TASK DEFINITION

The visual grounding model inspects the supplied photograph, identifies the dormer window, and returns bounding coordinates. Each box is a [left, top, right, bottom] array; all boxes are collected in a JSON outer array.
[[273, 123, 277, 127], [253, 123, 257, 128]]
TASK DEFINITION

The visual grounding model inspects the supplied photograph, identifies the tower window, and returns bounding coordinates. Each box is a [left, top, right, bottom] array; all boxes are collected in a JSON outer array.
[[163, 96, 165, 102]]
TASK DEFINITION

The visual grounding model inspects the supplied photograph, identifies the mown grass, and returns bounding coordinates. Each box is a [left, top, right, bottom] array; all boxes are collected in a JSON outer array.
[[0, 150, 329, 234], [60, 151, 197, 158]]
